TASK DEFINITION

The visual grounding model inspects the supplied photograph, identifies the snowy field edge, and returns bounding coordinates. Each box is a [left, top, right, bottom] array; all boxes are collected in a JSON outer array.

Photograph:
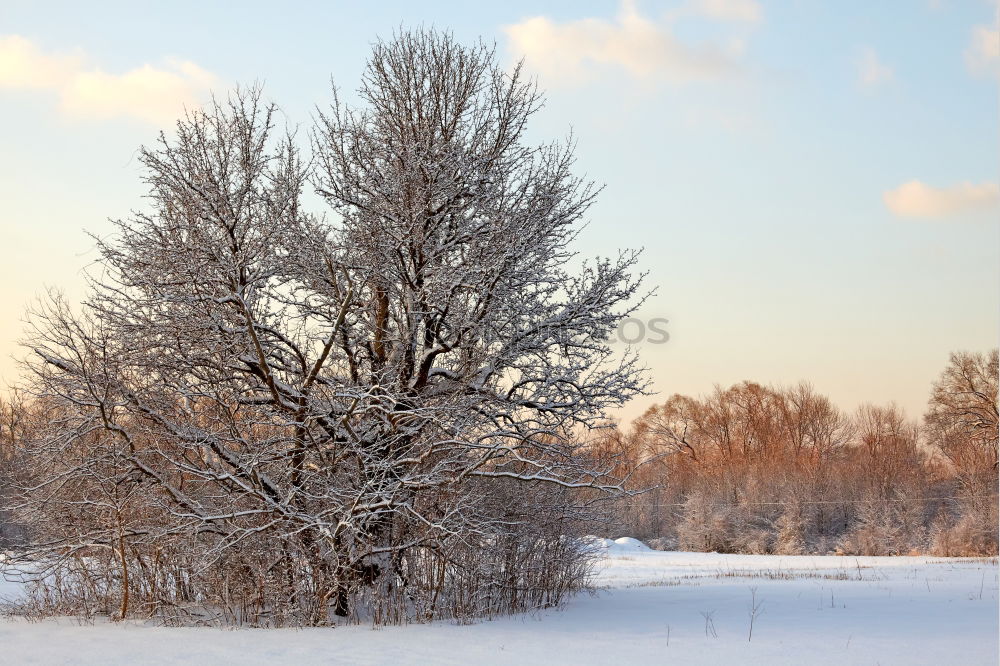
[[1, 539, 997, 666]]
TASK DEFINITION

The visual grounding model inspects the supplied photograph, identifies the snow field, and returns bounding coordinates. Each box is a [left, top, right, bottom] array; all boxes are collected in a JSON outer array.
[[1, 541, 996, 665]]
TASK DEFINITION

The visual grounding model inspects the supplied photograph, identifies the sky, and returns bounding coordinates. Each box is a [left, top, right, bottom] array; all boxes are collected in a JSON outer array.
[[0, 0, 997, 424]]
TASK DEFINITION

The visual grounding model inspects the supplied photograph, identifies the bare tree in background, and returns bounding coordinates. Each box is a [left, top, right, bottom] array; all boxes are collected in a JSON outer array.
[[843, 404, 926, 555], [0, 390, 30, 547], [614, 382, 950, 555], [6, 29, 647, 625], [925, 350, 999, 555]]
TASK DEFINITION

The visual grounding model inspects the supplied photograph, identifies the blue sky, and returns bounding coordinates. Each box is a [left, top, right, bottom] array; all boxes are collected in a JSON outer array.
[[1, 0, 997, 423]]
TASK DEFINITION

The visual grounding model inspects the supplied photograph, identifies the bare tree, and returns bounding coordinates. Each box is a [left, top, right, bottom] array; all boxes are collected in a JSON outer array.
[[611, 380, 970, 556], [925, 350, 998, 481], [925, 350, 999, 555], [6, 29, 647, 625], [0, 390, 30, 547]]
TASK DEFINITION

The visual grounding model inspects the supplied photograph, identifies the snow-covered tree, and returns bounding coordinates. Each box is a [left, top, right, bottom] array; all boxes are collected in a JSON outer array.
[[7, 29, 648, 625], [925, 350, 999, 555]]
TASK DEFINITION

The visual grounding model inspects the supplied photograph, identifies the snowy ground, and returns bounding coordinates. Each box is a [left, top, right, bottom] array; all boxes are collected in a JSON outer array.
[[1, 538, 997, 665]]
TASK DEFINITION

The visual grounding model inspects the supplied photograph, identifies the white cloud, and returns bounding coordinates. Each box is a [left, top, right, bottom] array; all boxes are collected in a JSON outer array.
[[0, 35, 81, 88], [857, 47, 894, 88], [965, 24, 999, 72], [0, 35, 217, 125], [690, 0, 762, 23], [503, 0, 745, 85], [883, 180, 1000, 218]]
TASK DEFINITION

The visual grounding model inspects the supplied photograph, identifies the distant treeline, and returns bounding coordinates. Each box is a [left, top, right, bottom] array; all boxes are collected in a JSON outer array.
[[590, 350, 998, 557]]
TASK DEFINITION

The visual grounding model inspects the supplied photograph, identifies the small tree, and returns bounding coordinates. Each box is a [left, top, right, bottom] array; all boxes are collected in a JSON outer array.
[[8, 29, 648, 625]]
